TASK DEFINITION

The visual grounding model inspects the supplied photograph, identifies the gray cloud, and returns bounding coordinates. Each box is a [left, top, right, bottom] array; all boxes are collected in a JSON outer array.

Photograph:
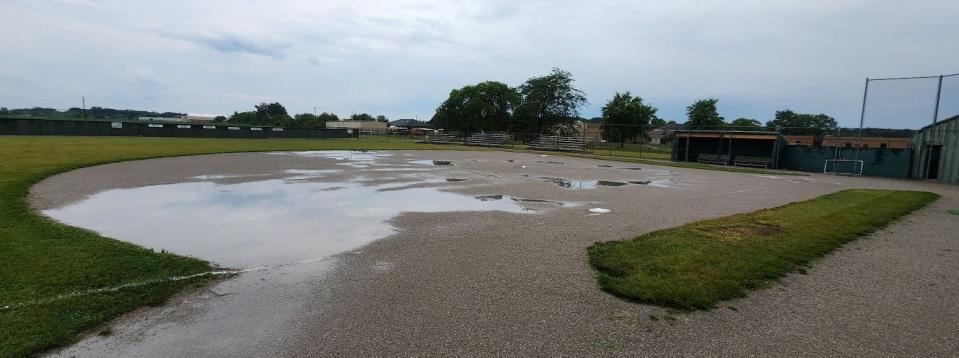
[[0, 0, 956, 128], [168, 32, 292, 60]]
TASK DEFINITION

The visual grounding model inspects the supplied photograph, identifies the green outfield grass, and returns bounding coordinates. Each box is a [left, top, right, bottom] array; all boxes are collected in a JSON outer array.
[[0, 136, 453, 357], [588, 189, 938, 310]]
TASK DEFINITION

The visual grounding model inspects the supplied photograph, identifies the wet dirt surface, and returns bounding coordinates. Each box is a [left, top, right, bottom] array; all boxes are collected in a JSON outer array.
[[32, 150, 959, 357]]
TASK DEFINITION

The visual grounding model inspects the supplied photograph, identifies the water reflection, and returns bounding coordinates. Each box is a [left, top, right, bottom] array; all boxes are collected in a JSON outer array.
[[273, 151, 394, 168], [44, 178, 529, 268]]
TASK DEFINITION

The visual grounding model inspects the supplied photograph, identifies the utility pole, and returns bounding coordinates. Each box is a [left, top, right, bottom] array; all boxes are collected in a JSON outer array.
[[81, 96, 86, 118], [314, 106, 317, 116]]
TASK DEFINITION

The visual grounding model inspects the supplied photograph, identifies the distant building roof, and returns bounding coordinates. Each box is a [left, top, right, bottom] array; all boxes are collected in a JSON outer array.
[[389, 118, 434, 128], [654, 123, 682, 131]]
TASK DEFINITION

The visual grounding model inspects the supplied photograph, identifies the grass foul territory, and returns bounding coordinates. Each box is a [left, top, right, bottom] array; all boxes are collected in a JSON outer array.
[[587, 189, 938, 310], [0, 136, 458, 358]]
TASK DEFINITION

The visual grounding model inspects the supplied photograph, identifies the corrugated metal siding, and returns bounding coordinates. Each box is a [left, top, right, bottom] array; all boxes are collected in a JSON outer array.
[[912, 117, 959, 183]]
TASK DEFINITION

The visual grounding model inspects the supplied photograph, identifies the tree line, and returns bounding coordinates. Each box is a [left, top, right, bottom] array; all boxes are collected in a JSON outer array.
[[226, 103, 388, 129], [0, 106, 184, 120], [429, 68, 840, 142]]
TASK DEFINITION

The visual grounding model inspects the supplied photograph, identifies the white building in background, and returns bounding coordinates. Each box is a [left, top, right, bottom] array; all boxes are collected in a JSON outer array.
[[183, 114, 218, 121], [325, 120, 388, 131], [137, 116, 184, 122]]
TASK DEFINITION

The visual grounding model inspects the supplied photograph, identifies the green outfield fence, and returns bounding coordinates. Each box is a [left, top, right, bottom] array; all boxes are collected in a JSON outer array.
[[0, 116, 357, 139]]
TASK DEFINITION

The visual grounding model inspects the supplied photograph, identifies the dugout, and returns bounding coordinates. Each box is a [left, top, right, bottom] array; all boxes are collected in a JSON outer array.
[[672, 130, 786, 168], [911, 115, 959, 183]]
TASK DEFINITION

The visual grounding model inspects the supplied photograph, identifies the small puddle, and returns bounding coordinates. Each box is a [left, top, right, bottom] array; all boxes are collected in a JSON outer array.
[[274, 151, 393, 169], [596, 180, 627, 187], [542, 177, 635, 189], [43, 177, 534, 268], [410, 160, 453, 166]]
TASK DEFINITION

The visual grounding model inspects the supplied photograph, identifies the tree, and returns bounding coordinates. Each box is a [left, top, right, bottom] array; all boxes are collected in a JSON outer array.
[[650, 117, 667, 127], [317, 112, 339, 122], [729, 117, 761, 128], [685, 98, 725, 129], [252, 102, 291, 125], [350, 113, 375, 121], [513, 68, 587, 134], [292, 113, 321, 128], [600, 91, 658, 147], [766, 110, 837, 135], [229, 111, 255, 123], [432, 81, 520, 133], [229, 103, 292, 126], [213, 115, 227, 122], [375, 115, 388, 123], [0, 107, 8, 115]]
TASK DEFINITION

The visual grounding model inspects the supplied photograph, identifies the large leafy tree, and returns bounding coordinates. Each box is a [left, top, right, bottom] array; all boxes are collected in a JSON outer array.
[[254, 102, 291, 125], [317, 112, 339, 122], [431, 81, 520, 133], [685, 98, 725, 129], [729, 117, 762, 128], [229, 111, 255, 123], [350, 113, 375, 121], [600, 91, 658, 146], [513, 68, 587, 134], [229, 102, 291, 126], [766, 110, 837, 134]]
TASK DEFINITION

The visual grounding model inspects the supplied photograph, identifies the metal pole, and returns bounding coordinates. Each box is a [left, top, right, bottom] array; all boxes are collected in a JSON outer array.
[[923, 75, 944, 179], [932, 75, 943, 124], [855, 78, 869, 161]]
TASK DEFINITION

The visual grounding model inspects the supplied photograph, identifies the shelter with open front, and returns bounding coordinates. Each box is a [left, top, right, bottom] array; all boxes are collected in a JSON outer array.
[[671, 130, 787, 168]]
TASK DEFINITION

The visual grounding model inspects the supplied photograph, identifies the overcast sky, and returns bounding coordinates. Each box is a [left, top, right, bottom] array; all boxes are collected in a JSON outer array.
[[1, 0, 956, 128]]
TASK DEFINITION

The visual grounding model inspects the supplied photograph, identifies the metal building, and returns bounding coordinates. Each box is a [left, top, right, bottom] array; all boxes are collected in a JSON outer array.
[[912, 115, 959, 183]]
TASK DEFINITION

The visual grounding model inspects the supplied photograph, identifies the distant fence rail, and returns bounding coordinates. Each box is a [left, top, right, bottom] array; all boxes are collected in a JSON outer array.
[[465, 132, 510, 147], [528, 135, 588, 152], [0, 117, 356, 139]]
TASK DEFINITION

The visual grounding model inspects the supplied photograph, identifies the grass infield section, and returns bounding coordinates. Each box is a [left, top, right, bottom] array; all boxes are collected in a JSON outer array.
[[0, 136, 461, 357], [587, 189, 938, 310]]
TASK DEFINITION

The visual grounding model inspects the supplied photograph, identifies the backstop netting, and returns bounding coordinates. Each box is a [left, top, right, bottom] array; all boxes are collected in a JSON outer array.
[[827, 73, 958, 176]]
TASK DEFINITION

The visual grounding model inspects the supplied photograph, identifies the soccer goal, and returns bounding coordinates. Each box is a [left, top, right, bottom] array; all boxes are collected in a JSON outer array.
[[823, 159, 864, 176]]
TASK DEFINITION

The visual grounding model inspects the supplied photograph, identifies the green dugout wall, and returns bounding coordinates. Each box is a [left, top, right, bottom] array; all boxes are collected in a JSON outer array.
[[779, 146, 913, 178], [0, 117, 355, 139]]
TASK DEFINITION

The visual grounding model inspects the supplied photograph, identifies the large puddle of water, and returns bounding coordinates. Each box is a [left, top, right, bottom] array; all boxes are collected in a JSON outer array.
[[43, 175, 530, 268]]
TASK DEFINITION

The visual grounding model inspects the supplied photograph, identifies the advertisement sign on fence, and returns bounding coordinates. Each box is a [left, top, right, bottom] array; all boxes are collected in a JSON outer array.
[[111, 122, 123, 129]]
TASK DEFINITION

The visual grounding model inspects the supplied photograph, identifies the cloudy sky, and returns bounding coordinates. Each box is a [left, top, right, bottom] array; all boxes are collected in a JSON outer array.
[[1, 0, 956, 128]]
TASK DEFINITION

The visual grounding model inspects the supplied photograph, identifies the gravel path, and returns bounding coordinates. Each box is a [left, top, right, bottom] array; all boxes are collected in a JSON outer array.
[[35, 150, 959, 357]]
